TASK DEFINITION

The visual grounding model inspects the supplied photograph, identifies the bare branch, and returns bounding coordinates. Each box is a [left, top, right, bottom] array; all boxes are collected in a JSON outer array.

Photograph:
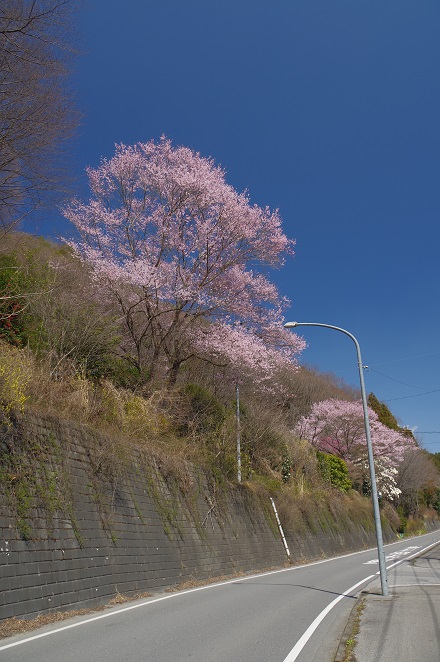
[[0, 0, 80, 232]]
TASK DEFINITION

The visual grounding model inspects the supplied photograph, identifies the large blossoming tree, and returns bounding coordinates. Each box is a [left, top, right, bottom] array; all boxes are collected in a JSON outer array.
[[63, 137, 304, 387], [294, 398, 418, 498]]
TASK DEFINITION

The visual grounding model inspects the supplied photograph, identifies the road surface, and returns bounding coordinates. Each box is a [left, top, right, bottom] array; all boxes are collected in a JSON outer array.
[[1, 531, 439, 662]]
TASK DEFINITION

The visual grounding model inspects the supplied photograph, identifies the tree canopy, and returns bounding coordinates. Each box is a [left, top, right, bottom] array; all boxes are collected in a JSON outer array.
[[63, 137, 305, 388]]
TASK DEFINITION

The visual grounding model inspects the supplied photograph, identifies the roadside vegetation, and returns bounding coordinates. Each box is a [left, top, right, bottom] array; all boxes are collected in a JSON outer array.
[[1, 231, 439, 539], [0, 3, 438, 536]]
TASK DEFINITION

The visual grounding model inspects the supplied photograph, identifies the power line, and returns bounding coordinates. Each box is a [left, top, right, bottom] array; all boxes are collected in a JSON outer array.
[[383, 388, 440, 402], [366, 367, 433, 391], [368, 351, 440, 367], [306, 350, 440, 381]]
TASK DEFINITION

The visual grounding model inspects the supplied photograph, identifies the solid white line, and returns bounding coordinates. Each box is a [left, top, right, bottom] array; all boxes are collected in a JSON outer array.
[[281, 575, 375, 662]]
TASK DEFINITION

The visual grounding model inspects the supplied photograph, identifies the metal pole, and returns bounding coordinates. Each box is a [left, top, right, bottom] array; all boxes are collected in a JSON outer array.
[[284, 321, 389, 596], [236, 382, 242, 483]]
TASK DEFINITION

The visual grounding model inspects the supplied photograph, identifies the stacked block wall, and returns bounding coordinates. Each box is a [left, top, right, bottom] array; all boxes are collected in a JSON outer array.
[[0, 412, 396, 621]]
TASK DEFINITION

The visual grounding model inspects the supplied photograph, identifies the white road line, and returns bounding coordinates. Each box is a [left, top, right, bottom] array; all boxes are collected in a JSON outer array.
[[281, 575, 375, 662], [406, 539, 440, 561]]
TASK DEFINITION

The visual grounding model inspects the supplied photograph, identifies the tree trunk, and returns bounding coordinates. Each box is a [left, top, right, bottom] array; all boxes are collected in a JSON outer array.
[[167, 361, 181, 388]]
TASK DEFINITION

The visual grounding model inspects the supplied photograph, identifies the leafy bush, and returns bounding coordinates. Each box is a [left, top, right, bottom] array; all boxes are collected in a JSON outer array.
[[317, 451, 352, 493]]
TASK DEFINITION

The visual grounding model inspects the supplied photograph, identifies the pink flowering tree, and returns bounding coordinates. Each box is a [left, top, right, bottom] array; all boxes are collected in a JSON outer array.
[[63, 137, 304, 387], [294, 398, 418, 497]]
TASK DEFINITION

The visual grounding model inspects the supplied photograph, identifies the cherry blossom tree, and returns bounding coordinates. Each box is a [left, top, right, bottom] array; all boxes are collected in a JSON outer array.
[[294, 398, 418, 470], [63, 137, 304, 387]]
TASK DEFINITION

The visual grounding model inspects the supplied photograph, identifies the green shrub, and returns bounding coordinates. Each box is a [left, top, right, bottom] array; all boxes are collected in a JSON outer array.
[[317, 451, 352, 492], [396, 505, 408, 534]]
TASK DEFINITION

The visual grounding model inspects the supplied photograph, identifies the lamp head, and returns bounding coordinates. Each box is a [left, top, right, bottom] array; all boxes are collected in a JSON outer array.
[[283, 321, 298, 329]]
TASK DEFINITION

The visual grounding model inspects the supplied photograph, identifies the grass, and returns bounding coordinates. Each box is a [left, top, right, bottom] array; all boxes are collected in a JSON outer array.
[[339, 595, 366, 662]]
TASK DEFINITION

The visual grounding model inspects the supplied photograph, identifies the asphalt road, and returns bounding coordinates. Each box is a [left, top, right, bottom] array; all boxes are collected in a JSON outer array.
[[2, 531, 440, 662]]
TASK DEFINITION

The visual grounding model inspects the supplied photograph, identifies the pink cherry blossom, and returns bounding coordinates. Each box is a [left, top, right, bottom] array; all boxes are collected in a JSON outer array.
[[294, 398, 418, 468], [63, 137, 304, 386]]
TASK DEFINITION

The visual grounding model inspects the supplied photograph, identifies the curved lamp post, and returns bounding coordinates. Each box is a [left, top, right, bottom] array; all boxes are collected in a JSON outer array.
[[284, 321, 388, 596]]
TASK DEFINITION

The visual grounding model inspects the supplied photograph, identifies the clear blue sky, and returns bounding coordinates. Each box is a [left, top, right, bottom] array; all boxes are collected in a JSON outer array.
[[44, 1, 440, 450]]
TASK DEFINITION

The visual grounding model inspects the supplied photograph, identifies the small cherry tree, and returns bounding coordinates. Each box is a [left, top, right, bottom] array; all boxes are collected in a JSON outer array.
[[63, 137, 304, 387], [294, 398, 418, 497]]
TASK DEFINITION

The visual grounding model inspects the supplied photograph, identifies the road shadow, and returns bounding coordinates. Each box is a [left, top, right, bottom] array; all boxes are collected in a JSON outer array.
[[231, 581, 358, 599]]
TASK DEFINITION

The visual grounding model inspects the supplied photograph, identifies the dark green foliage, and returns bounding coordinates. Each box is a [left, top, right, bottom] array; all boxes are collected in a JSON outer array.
[[37, 300, 121, 380], [105, 357, 149, 389], [432, 490, 440, 515], [368, 393, 399, 430], [422, 486, 440, 513], [0, 239, 122, 380], [317, 451, 352, 493], [0, 254, 27, 345], [368, 392, 417, 442], [396, 505, 409, 534], [0, 244, 61, 349], [0, 247, 54, 349]]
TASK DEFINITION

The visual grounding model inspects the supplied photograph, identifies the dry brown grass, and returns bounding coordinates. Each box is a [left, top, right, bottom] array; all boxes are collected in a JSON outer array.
[[0, 345, 208, 465], [163, 564, 292, 593], [107, 591, 152, 605], [0, 609, 104, 639], [0, 591, 153, 640], [0, 340, 178, 450]]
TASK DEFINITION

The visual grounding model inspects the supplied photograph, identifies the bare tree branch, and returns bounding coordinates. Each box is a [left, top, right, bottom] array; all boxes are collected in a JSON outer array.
[[0, 0, 80, 233]]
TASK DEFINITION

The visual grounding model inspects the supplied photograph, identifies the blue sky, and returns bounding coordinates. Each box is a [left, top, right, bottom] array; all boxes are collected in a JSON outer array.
[[44, 1, 440, 450]]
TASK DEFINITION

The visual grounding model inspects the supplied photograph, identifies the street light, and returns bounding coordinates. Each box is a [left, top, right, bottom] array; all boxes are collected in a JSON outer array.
[[284, 321, 389, 596]]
